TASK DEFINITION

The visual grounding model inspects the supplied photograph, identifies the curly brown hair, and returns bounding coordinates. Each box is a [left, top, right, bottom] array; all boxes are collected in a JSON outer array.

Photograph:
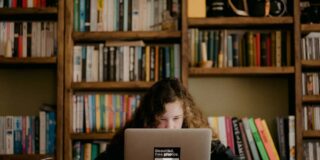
[[126, 78, 209, 128]]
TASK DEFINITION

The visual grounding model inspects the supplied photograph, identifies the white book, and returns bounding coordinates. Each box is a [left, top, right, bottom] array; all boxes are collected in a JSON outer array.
[[98, 44, 104, 82], [107, 0, 114, 31], [90, 0, 97, 31], [73, 46, 83, 82], [86, 46, 94, 82], [28, 0, 33, 7], [303, 106, 308, 130], [131, 0, 139, 31], [288, 115, 295, 160], [316, 142, 320, 160], [308, 142, 314, 160], [92, 49, 99, 82], [123, 46, 130, 82], [39, 111, 46, 154], [0, 0, 3, 7], [218, 116, 227, 146], [0, 23, 5, 57], [102, 0, 108, 31], [5, 116, 13, 154], [22, 22, 27, 57]]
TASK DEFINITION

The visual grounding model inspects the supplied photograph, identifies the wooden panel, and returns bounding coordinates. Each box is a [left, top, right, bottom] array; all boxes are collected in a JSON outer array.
[[303, 131, 320, 138], [0, 8, 57, 15], [188, 17, 293, 27], [71, 133, 115, 140], [71, 81, 155, 90], [0, 155, 54, 160], [0, 57, 56, 64], [301, 60, 320, 68], [302, 95, 320, 103], [73, 31, 181, 42], [301, 24, 320, 32], [189, 67, 295, 76]]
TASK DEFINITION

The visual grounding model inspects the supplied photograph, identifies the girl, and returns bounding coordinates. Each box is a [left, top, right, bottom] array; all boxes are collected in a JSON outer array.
[[96, 78, 235, 160]]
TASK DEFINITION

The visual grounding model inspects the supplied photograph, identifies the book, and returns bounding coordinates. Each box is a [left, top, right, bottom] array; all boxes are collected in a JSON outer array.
[[249, 117, 269, 160], [261, 119, 280, 160], [187, 0, 205, 18], [105, 40, 145, 46], [242, 117, 261, 160]]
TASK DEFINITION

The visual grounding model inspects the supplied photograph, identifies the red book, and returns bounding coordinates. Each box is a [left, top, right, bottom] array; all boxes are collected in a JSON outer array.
[[266, 34, 272, 66], [12, 0, 17, 8], [225, 116, 235, 154], [255, 33, 261, 66], [22, 0, 27, 8], [41, 0, 46, 7], [18, 36, 23, 58]]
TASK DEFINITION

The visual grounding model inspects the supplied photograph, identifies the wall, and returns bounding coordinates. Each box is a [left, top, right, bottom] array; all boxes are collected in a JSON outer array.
[[0, 67, 56, 116]]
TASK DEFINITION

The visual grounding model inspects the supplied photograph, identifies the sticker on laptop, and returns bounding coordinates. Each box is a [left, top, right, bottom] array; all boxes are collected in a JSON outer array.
[[154, 147, 180, 160]]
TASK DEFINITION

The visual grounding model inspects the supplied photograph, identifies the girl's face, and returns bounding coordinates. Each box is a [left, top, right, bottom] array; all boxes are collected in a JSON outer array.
[[156, 100, 184, 129]]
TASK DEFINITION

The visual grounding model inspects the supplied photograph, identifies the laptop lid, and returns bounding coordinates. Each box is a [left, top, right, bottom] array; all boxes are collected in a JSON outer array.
[[124, 128, 212, 160]]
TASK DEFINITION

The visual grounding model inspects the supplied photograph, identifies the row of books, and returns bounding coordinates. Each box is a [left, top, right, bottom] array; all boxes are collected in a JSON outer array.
[[0, 22, 57, 58], [302, 72, 320, 96], [303, 105, 320, 131], [73, 42, 180, 82], [0, 111, 56, 155], [73, 141, 109, 160], [208, 116, 295, 160], [301, 32, 320, 61], [0, 0, 57, 8], [73, 0, 179, 32], [303, 140, 320, 160], [72, 93, 141, 133], [188, 29, 291, 68]]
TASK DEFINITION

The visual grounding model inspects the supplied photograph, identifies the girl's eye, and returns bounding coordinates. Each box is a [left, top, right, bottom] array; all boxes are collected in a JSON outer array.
[[173, 117, 180, 121]]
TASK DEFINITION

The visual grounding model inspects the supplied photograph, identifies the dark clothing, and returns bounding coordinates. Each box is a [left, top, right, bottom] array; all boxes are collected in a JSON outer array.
[[95, 140, 236, 160]]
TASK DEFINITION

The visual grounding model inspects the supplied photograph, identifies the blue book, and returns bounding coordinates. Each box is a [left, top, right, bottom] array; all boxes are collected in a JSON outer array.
[[13, 116, 22, 154]]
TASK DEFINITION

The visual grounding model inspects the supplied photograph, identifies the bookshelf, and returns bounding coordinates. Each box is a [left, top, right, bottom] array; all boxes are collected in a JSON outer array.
[[186, 0, 301, 159], [0, 0, 64, 159], [298, 3, 320, 160], [64, 0, 187, 159]]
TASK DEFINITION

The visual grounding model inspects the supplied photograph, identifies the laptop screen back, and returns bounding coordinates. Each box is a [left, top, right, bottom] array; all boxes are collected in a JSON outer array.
[[124, 128, 212, 160]]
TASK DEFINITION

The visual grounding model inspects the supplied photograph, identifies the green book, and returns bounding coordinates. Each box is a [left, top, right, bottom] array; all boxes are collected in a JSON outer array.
[[248, 117, 269, 160]]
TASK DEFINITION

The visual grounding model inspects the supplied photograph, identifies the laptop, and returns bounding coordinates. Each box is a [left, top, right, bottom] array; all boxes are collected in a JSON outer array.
[[124, 128, 212, 160]]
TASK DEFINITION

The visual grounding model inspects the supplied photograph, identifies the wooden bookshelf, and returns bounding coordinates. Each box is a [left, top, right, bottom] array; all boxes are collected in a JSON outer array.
[[0, 1, 64, 160], [64, 0, 187, 159], [0, 154, 54, 160], [188, 17, 293, 27], [0, 57, 57, 64], [71, 133, 115, 140], [73, 31, 182, 42], [303, 131, 320, 138], [189, 67, 295, 76], [72, 81, 155, 91], [0, 8, 57, 15], [301, 60, 320, 68], [301, 24, 320, 32], [302, 95, 320, 103]]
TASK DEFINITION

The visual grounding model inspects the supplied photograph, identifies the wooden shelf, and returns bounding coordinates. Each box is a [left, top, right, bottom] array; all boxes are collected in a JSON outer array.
[[301, 24, 320, 32], [72, 81, 155, 90], [0, 154, 54, 160], [189, 66, 295, 76], [71, 133, 115, 140], [301, 60, 320, 68], [303, 131, 320, 138], [188, 17, 293, 27], [302, 95, 320, 103], [73, 31, 182, 42], [0, 57, 57, 64], [0, 8, 57, 15]]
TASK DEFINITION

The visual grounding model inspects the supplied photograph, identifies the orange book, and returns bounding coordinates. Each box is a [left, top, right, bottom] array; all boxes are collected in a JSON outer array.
[[261, 119, 280, 160], [255, 118, 277, 160], [145, 46, 150, 82]]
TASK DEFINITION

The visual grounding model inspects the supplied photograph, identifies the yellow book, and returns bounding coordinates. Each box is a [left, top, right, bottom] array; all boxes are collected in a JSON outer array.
[[262, 119, 280, 160], [187, 0, 206, 18], [145, 46, 150, 82]]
